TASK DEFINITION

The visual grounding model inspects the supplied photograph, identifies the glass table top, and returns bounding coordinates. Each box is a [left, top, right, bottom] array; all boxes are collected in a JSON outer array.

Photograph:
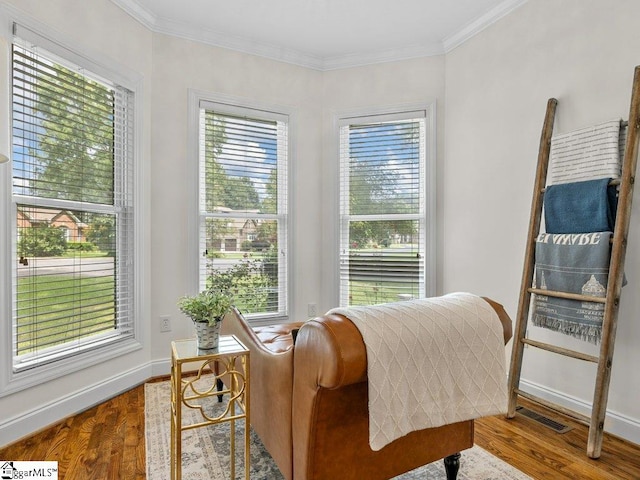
[[172, 335, 248, 361]]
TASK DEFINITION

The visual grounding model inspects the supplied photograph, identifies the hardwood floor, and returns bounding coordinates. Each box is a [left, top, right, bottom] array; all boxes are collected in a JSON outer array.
[[0, 382, 148, 480], [476, 401, 640, 480], [1, 380, 639, 479]]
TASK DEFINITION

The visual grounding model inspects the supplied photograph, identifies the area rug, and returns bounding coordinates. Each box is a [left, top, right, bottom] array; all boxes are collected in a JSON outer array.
[[145, 378, 531, 479]]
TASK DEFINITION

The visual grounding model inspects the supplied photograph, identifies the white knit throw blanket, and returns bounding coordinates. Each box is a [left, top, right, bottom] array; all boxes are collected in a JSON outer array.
[[328, 292, 508, 451], [548, 119, 623, 185]]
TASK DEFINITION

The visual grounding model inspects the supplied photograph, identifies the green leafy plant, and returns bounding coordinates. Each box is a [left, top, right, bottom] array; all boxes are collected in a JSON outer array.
[[180, 258, 275, 324], [18, 225, 66, 257], [206, 259, 272, 314], [177, 289, 232, 325]]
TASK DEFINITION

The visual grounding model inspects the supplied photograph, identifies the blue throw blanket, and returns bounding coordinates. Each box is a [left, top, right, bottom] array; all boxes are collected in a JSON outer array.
[[544, 178, 617, 234], [532, 232, 612, 344]]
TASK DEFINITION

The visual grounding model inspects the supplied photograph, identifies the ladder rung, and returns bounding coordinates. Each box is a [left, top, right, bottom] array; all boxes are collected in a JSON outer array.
[[521, 338, 599, 362], [514, 388, 591, 425], [528, 287, 607, 303], [540, 178, 621, 193]]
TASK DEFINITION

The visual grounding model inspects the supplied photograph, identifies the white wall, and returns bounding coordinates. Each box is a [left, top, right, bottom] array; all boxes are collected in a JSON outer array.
[[0, 0, 153, 445], [149, 42, 447, 343], [444, 0, 640, 442], [0, 4, 447, 441], [149, 33, 324, 359], [320, 57, 446, 309], [0, 0, 328, 446]]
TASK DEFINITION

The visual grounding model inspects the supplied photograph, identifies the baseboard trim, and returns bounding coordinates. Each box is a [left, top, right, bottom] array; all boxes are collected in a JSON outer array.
[[150, 357, 171, 378], [0, 362, 153, 447], [520, 378, 640, 445]]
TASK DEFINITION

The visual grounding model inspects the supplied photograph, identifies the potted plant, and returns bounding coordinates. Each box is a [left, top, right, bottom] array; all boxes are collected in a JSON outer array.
[[178, 288, 233, 350]]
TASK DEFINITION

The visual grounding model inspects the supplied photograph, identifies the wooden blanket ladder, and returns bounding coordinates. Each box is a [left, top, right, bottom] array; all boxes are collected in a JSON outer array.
[[506, 65, 640, 459]]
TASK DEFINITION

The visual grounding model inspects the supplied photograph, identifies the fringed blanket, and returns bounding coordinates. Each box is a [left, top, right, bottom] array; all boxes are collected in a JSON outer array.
[[533, 232, 612, 344], [548, 119, 623, 185], [327, 292, 507, 451]]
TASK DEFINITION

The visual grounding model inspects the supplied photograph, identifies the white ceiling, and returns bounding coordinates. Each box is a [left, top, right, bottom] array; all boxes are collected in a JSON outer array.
[[110, 0, 527, 70]]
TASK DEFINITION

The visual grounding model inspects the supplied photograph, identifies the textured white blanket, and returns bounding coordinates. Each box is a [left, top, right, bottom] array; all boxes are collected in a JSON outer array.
[[548, 119, 623, 185], [328, 292, 507, 451]]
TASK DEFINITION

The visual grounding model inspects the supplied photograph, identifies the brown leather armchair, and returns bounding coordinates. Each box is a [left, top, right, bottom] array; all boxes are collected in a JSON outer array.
[[221, 298, 512, 480]]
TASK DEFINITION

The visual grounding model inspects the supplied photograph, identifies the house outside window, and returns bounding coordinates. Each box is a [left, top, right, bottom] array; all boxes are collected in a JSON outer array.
[[2, 24, 139, 389], [195, 98, 289, 320], [337, 106, 436, 306]]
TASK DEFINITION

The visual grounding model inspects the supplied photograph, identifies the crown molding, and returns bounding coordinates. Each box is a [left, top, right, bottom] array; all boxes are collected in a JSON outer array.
[[109, 0, 156, 29], [110, 0, 527, 70], [442, 0, 529, 53], [154, 15, 445, 71], [322, 43, 445, 71], [152, 16, 326, 71]]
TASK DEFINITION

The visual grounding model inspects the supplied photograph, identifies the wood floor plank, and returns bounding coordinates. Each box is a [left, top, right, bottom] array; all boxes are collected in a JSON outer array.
[[475, 416, 577, 478], [475, 398, 640, 480], [124, 385, 146, 479], [43, 418, 73, 463], [1, 381, 639, 479], [60, 409, 96, 479], [107, 398, 128, 480], [90, 404, 119, 479]]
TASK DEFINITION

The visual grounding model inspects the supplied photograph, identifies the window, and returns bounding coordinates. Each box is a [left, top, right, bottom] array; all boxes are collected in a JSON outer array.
[[338, 108, 435, 306], [8, 25, 136, 375], [197, 100, 288, 320]]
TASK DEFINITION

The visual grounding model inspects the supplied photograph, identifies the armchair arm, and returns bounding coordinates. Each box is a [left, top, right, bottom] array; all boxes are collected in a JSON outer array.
[[296, 314, 367, 389], [482, 296, 513, 344]]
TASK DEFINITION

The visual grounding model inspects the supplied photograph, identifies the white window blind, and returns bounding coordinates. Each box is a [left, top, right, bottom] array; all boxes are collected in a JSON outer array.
[[339, 111, 430, 306], [198, 102, 288, 319], [11, 29, 135, 372]]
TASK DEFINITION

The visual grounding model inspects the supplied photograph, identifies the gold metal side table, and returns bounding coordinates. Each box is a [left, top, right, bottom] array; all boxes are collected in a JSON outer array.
[[170, 335, 250, 480]]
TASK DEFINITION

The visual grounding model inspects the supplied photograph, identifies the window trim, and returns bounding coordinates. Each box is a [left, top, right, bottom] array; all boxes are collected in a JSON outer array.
[[0, 18, 144, 397], [334, 103, 437, 306], [187, 90, 294, 323]]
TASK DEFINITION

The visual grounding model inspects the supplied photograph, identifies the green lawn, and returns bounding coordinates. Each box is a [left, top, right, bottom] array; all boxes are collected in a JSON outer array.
[[348, 280, 419, 306], [16, 274, 116, 355], [60, 250, 111, 258]]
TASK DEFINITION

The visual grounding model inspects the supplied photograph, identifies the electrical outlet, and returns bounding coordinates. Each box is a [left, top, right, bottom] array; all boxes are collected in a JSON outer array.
[[307, 303, 317, 317], [160, 315, 171, 332]]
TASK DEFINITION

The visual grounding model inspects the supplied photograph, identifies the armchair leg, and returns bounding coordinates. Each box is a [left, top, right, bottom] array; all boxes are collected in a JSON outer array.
[[443, 452, 460, 480], [216, 378, 224, 402], [212, 360, 224, 402]]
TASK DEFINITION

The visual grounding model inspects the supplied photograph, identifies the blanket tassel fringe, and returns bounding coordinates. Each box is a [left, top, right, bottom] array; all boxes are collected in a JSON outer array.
[[532, 314, 602, 345]]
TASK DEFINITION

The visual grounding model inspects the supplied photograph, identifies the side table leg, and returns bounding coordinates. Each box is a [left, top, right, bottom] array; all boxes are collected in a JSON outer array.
[[170, 408, 175, 480], [170, 356, 176, 480], [243, 354, 250, 480], [230, 357, 236, 480], [174, 362, 183, 480]]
